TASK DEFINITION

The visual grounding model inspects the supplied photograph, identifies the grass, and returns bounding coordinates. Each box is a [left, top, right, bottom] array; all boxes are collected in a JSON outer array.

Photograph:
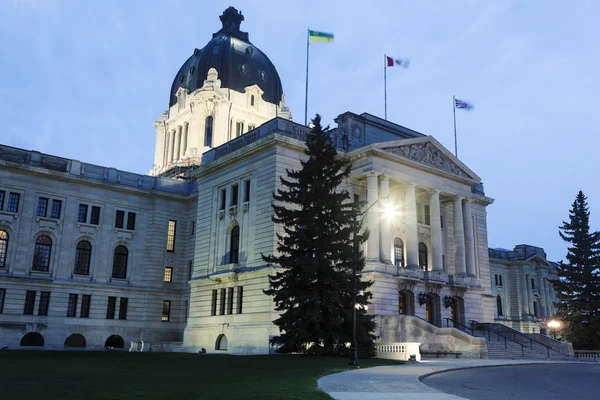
[[0, 351, 402, 400]]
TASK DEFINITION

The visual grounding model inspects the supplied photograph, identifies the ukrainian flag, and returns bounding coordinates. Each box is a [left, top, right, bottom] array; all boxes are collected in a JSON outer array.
[[309, 30, 334, 43]]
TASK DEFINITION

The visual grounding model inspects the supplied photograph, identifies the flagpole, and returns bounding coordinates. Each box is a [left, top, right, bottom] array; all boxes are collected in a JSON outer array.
[[453, 95, 458, 157], [384, 54, 387, 120], [304, 29, 310, 126]]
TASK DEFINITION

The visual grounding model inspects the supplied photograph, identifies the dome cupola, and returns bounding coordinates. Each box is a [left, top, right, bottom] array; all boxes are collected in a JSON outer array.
[[169, 6, 283, 107]]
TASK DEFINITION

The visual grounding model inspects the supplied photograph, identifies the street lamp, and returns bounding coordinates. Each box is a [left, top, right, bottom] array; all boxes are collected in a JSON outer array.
[[547, 319, 561, 340], [349, 197, 396, 367]]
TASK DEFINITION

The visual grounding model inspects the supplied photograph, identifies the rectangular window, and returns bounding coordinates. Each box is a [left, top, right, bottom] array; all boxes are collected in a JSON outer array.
[[0, 191, 4, 211], [162, 300, 171, 322], [127, 212, 136, 230], [531, 279, 536, 290], [184, 300, 189, 322], [78, 204, 88, 223], [220, 288, 226, 315], [119, 297, 128, 320], [441, 215, 444, 230], [220, 189, 226, 210], [90, 206, 101, 225], [167, 220, 176, 252], [188, 260, 193, 281], [499, 275, 503, 286], [38, 291, 50, 316], [190, 221, 195, 236], [231, 185, 238, 206], [7, 193, 20, 213], [227, 287, 234, 315], [67, 293, 78, 317], [236, 121, 244, 137], [417, 204, 423, 224], [424, 205, 431, 226], [211, 289, 217, 316], [37, 197, 48, 217], [24, 290, 36, 315], [248, 124, 256, 130], [80, 294, 91, 318], [237, 286, 243, 314], [50, 200, 62, 219], [164, 267, 173, 283], [106, 296, 116, 319], [244, 180, 250, 202], [115, 210, 125, 229], [0, 288, 5, 313]]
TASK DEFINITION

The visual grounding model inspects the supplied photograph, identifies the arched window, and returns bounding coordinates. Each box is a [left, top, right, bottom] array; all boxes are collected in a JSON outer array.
[[250, 95, 255, 106], [0, 230, 8, 268], [216, 334, 228, 351], [418, 242, 428, 271], [74, 240, 92, 275], [105, 335, 124, 349], [112, 245, 128, 279], [393, 238, 404, 267], [496, 294, 504, 317], [230, 226, 240, 264], [398, 292, 406, 315], [204, 116, 213, 148], [21, 332, 44, 347], [32, 235, 52, 271], [65, 333, 86, 348]]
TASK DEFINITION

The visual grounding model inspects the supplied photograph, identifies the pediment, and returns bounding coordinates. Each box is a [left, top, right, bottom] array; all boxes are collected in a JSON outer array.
[[378, 138, 479, 181]]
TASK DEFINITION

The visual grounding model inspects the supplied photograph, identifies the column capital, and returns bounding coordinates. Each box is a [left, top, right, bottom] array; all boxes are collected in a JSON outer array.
[[463, 197, 473, 204], [453, 195, 464, 202], [379, 174, 390, 182], [366, 171, 381, 178]]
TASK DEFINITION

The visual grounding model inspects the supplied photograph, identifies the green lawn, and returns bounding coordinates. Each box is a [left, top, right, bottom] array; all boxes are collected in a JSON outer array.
[[0, 351, 402, 400]]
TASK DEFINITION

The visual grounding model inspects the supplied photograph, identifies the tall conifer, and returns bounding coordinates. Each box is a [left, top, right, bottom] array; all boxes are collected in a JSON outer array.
[[263, 115, 376, 356], [554, 191, 600, 349]]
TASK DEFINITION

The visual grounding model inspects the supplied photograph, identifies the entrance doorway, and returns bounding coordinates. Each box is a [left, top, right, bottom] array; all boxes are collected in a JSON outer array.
[[450, 297, 465, 325], [425, 294, 441, 327]]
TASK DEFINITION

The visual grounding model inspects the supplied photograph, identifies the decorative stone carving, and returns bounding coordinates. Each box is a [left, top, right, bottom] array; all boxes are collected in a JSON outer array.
[[425, 282, 443, 295], [398, 279, 417, 292], [418, 232, 431, 242], [229, 205, 238, 217], [450, 286, 467, 298], [243, 202, 249, 213], [384, 142, 471, 179], [218, 210, 225, 220]]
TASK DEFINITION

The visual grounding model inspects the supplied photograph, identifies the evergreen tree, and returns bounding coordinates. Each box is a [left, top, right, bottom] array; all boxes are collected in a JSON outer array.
[[553, 191, 600, 349], [263, 115, 376, 356]]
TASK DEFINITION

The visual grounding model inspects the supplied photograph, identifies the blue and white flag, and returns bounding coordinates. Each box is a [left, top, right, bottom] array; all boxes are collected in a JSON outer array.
[[455, 99, 474, 110]]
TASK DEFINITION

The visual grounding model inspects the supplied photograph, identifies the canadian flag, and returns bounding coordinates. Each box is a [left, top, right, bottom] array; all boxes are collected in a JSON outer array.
[[386, 56, 409, 68]]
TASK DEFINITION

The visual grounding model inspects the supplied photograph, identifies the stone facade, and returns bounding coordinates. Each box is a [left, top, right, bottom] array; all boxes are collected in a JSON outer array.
[[489, 245, 559, 334]]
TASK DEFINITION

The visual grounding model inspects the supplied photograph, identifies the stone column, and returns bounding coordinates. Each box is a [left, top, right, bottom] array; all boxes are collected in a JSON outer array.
[[430, 190, 443, 271], [168, 129, 176, 163], [379, 176, 391, 263], [405, 183, 419, 268], [174, 125, 182, 161], [463, 199, 476, 276], [163, 130, 171, 167], [521, 273, 529, 316], [526, 274, 534, 315], [180, 122, 189, 158], [538, 275, 547, 317], [366, 172, 380, 261], [453, 197, 466, 275], [544, 279, 554, 315]]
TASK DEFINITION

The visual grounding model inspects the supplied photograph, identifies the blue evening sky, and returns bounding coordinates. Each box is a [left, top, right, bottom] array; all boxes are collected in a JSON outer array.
[[1, 0, 599, 262]]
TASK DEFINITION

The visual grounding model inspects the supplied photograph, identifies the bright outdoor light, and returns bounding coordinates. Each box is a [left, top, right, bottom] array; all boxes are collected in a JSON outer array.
[[547, 320, 561, 329], [382, 202, 398, 220]]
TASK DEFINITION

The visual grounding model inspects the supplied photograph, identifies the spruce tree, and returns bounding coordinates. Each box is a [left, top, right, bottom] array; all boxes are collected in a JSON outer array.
[[553, 191, 600, 349], [263, 115, 376, 356]]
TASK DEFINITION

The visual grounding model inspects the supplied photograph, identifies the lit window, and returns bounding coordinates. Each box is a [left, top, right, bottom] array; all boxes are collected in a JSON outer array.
[[0, 230, 8, 268], [162, 300, 171, 322], [164, 267, 173, 283], [167, 220, 177, 252], [394, 238, 404, 267], [418, 242, 428, 271], [32, 235, 52, 271]]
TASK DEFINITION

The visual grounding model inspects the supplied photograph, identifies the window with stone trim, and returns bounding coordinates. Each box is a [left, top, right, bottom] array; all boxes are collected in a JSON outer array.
[[164, 267, 173, 283], [393, 238, 404, 267], [127, 212, 136, 231], [211, 289, 217, 316], [119, 297, 128, 320], [219, 189, 226, 211], [115, 210, 125, 228], [90, 206, 101, 225], [237, 286, 243, 314], [7, 192, 20, 213], [227, 287, 234, 315], [205, 116, 213, 147], [78, 204, 89, 223], [50, 200, 62, 219], [230, 226, 240, 264], [111, 246, 128, 279], [32, 235, 52, 271], [231, 185, 239, 206], [24, 290, 36, 315], [106, 296, 116, 319], [0, 288, 5, 313], [496, 294, 504, 317], [0, 230, 8, 268], [162, 300, 171, 322], [0, 190, 4, 211], [220, 288, 226, 315], [494, 274, 503, 287], [167, 220, 176, 252], [74, 240, 92, 275], [418, 242, 428, 270], [38, 291, 50, 316], [66, 293, 78, 317], [80, 295, 91, 318], [37, 197, 48, 217], [244, 180, 251, 203]]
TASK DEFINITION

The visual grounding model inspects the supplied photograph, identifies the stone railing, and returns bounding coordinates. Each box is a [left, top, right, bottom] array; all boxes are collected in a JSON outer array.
[[574, 350, 600, 361], [375, 342, 421, 361]]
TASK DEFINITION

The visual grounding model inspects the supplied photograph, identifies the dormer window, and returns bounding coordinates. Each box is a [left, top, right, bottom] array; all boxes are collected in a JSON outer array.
[[250, 95, 255, 106], [205, 116, 213, 147]]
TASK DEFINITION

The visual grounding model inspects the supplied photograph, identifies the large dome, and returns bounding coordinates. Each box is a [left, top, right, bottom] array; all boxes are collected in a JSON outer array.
[[169, 7, 283, 107]]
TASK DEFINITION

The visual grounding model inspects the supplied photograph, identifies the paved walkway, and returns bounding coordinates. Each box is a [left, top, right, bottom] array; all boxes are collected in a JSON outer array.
[[317, 359, 582, 400]]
